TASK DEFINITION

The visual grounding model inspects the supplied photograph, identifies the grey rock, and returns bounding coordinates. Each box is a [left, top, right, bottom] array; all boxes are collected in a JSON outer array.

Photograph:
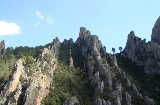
[[94, 98, 108, 105], [106, 100, 112, 105], [69, 49, 74, 67], [144, 96, 154, 105], [115, 81, 122, 92], [110, 91, 122, 102], [50, 37, 61, 56], [130, 83, 142, 98], [87, 61, 94, 80], [125, 92, 131, 105], [124, 31, 136, 60], [119, 71, 131, 87], [124, 28, 160, 74], [91, 72, 100, 87], [63, 96, 79, 105], [151, 16, 160, 45], [0, 40, 5, 54], [114, 97, 121, 105], [102, 99, 107, 105], [110, 55, 118, 66], [94, 98, 103, 105]]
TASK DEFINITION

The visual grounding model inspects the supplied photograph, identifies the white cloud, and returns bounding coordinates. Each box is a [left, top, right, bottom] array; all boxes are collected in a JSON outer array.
[[0, 21, 21, 36], [46, 15, 54, 24], [34, 22, 41, 26], [35, 11, 44, 20], [35, 10, 54, 24]]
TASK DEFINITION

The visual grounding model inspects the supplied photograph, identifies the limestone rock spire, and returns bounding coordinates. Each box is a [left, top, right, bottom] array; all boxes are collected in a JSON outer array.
[[69, 49, 74, 67], [151, 16, 160, 44]]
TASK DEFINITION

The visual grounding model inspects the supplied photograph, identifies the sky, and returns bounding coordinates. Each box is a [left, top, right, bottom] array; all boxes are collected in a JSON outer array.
[[0, 0, 160, 53]]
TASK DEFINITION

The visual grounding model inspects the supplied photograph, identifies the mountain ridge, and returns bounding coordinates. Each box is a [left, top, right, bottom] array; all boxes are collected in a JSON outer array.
[[0, 17, 160, 105]]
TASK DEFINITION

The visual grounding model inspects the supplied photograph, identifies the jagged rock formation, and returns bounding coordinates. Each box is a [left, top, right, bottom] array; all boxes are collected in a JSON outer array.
[[0, 48, 57, 105], [124, 31, 160, 74], [151, 16, 160, 44], [76, 27, 154, 105], [0, 58, 25, 104], [0, 40, 5, 54], [0, 25, 159, 105], [47, 37, 61, 56]]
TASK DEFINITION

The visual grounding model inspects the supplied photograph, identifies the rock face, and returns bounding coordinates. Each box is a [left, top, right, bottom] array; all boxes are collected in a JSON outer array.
[[144, 96, 154, 105], [69, 49, 74, 67], [0, 40, 5, 54], [77, 27, 154, 105], [47, 37, 61, 56], [0, 48, 57, 105], [63, 96, 79, 105], [124, 30, 160, 74], [151, 16, 160, 44], [0, 59, 25, 104], [125, 92, 131, 105]]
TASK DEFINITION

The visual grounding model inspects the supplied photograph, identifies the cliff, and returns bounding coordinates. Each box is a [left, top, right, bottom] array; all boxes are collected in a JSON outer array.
[[0, 48, 57, 105], [124, 30, 160, 74], [75, 27, 154, 105], [1, 18, 160, 104]]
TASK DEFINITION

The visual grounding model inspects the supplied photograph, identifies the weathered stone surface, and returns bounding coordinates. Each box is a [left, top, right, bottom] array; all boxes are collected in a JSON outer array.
[[50, 37, 61, 56], [110, 91, 122, 102], [69, 49, 74, 67], [144, 96, 154, 105], [94, 98, 108, 105], [115, 81, 122, 92], [114, 97, 121, 105], [110, 55, 118, 66], [119, 71, 131, 87], [151, 16, 160, 45], [130, 83, 142, 98], [0, 59, 25, 104], [125, 92, 131, 105], [124, 30, 160, 74], [0, 40, 5, 54], [0, 48, 57, 105], [106, 100, 112, 105], [94, 98, 103, 105], [63, 96, 79, 105], [91, 72, 100, 88]]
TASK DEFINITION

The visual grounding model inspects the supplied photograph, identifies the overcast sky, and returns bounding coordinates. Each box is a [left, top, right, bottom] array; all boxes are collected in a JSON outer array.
[[0, 0, 160, 53]]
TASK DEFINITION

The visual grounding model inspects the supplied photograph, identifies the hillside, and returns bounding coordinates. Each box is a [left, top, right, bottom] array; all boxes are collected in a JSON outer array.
[[1, 17, 160, 105]]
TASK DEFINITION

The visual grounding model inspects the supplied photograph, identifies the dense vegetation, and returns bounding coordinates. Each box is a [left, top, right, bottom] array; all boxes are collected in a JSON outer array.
[[0, 46, 44, 91], [42, 41, 94, 105], [117, 53, 160, 105], [1, 39, 160, 105]]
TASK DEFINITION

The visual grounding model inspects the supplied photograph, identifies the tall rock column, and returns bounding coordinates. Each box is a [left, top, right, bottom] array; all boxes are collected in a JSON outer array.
[[69, 49, 74, 67], [151, 16, 160, 44]]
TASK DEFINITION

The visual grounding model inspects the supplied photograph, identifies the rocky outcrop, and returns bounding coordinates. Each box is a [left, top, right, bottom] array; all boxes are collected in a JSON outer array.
[[151, 16, 160, 44], [47, 37, 61, 56], [63, 96, 79, 105], [69, 49, 74, 67], [0, 40, 5, 54], [144, 96, 154, 105], [94, 98, 111, 105], [76, 27, 155, 105], [124, 30, 160, 74], [0, 58, 25, 104], [125, 92, 131, 105], [0, 48, 57, 105]]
